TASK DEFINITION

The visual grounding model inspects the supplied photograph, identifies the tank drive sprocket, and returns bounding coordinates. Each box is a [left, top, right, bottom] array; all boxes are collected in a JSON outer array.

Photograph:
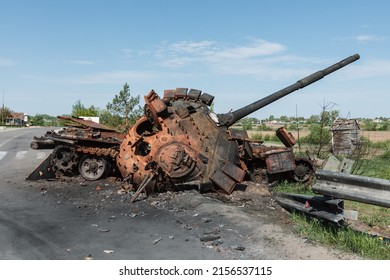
[[51, 145, 79, 176]]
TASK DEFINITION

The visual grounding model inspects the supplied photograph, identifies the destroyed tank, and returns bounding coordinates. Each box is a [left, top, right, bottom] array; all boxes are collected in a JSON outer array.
[[28, 54, 360, 196], [28, 116, 125, 180], [116, 54, 360, 195]]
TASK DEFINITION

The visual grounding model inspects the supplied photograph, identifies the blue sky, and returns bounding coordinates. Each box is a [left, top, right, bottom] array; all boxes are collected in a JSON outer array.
[[1, 0, 389, 120]]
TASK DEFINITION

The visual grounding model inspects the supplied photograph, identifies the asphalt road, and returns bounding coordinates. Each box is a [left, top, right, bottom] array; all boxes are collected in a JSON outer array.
[[0, 127, 222, 259], [0, 127, 359, 260]]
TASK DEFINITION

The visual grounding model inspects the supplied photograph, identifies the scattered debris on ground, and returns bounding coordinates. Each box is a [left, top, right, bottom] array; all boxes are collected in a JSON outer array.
[[28, 175, 364, 259]]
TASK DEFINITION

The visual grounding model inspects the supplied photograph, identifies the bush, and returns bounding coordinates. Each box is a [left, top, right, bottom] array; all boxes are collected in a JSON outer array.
[[257, 124, 273, 131], [301, 124, 331, 145], [380, 143, 390, 159], [251, 133, 263, 141]]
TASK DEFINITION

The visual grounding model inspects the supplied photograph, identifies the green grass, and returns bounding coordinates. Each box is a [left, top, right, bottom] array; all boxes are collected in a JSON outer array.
[[290, 213, 390, 259], [345, 201, 390, 231], [274, 179, 390, 259], [265, 133, 390, 258], [354, 157, 390, 180], [274, 181, 313, 195]]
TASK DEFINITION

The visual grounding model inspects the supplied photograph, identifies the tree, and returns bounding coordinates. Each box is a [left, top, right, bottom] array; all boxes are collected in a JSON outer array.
[[99, 109, 123, 129], [0, 106, 12, 125], [30, 114, 45, 126], [307, 114, 320, 124], [303, 101, 336, 157], [29, 114, 60, 126], [241, 118, 253, 130], [71, 100, 99, 117], [280, 115, 288, 123], [106, 83, 143, 129]]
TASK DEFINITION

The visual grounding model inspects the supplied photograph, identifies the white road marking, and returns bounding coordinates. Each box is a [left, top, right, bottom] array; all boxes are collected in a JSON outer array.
[[15, 151, 28, 159], [0, 131, 31, 148], [37, 152, 47, 160], [0, 150, 50, 161], [0, 151, 7, 160]]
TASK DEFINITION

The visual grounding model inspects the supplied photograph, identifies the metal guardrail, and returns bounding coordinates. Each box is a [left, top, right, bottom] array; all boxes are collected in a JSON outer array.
[[275, 193, 345, 226], [312, 170, 390, 208], [276, 169, 390, 226]]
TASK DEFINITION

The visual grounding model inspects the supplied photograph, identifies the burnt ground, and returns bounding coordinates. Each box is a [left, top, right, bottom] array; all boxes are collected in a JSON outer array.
[[23, 176, 363, 260]]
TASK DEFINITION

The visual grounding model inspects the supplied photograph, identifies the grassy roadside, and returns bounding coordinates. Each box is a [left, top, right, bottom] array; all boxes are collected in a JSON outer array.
[[273, 161, 390, 260], [244, 126, 390, 259], [274, 182, 390, 259], [290, 213, 389, 259]]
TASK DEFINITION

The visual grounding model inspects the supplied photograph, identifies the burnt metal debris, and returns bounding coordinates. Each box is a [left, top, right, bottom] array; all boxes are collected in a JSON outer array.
[[27, 116, 125, 181], [28, 54, 360, 199]]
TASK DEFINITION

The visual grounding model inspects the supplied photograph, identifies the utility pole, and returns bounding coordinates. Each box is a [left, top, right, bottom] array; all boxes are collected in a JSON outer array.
[[1, 90, 4, 126]]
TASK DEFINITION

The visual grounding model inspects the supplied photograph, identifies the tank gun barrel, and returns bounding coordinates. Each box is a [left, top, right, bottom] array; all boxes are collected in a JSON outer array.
[[217, 53, 360, 127]]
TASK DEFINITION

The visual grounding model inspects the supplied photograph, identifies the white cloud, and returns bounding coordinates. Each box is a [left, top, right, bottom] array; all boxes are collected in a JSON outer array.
[[333, 34, 386, 44], [212, 39, 285, 60], [169, 40, 216, 54], [121, 48, 133, 58], [155, 38, 288, 77], [0, 57, 14, 66], [355, 34, 386, 44], [343, 58, 390, 79], [66, 60, 96, 65], [159, 57, 197, 68], [65, 70, 156, 84]]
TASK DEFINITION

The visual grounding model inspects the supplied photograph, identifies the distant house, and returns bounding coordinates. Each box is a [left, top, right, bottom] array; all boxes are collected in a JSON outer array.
[[6, 112, 28, 126], [331, 119, 361, 156], [372, 118, 383, 123], [79, 116, 100, 124]]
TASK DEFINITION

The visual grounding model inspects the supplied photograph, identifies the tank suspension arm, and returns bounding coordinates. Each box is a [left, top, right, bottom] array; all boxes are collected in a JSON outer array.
[[217, 53, 360, 127]]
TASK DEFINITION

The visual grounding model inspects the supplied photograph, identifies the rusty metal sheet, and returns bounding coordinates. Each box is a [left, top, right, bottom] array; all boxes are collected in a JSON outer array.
[[228, 129, 249, 139], [199, 93, 214, 106], [175, 107, 190, 119], [174, 88, 188, 99], [211, 169, 236, 194], [221, 161, 246, 183], [276, 127, 296, 147], [163, 89, 176, 102], [146, 90, 167, 115], [187, 89, 201, 100], [151, 98, 167, 114], [265, 150, 296, 174], [57, 116, 117, 132]]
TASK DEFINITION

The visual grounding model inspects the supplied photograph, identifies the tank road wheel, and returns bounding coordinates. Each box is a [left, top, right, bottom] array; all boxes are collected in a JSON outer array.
[[51, 146, 79, 176], [78, 155, 109, 181], [292, 159, 314, 185]]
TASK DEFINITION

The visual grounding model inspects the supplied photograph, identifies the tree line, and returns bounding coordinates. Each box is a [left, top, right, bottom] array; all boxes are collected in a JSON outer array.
[[3, 85, 389, 133], [28, 83, 143, 132]]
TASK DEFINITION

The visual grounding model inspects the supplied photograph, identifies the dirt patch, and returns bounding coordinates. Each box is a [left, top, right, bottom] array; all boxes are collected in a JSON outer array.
[[247, 128, 390, 143], [361, 131, 390, 142]]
